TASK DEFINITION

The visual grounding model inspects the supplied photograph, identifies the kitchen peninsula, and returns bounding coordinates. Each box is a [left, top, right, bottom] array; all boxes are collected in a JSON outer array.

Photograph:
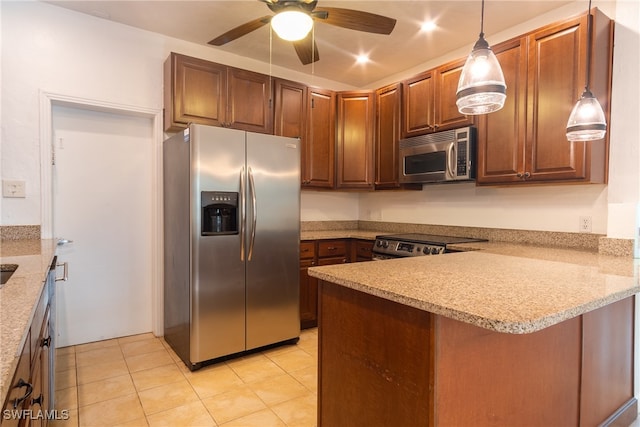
[[308, 242, 640, 426]]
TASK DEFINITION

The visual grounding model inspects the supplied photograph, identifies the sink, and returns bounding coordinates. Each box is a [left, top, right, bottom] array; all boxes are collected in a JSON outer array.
[[1, 264, 18, 285]]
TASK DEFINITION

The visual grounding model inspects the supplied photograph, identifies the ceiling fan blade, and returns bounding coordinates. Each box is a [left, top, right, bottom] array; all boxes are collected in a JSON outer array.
[[208, 15, 272, 46], [314, 7, 396, 35], [293, 34, 319, 65]]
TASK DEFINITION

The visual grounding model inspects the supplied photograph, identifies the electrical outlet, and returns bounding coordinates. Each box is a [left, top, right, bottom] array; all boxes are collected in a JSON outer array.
[[579, 216, 592, 233], [2, 180, 26, 198]]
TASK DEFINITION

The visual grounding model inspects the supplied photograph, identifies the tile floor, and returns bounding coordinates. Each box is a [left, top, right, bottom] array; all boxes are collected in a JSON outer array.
[[51, 328, 318, 427]]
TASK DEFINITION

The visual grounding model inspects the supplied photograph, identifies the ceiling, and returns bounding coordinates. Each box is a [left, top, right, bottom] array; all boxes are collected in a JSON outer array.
[[44, 0, 574, 88]]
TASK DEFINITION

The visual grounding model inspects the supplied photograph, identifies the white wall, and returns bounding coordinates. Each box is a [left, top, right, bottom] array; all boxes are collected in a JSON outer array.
[[1, 1, 638, 241]]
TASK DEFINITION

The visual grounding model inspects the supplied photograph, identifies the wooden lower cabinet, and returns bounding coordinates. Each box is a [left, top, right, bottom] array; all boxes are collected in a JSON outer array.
[[299, 239, 373, 329], [318, 281, 637, 427]]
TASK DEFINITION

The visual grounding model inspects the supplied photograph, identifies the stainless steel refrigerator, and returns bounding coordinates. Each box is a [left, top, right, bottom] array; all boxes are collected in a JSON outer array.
[[163, 124, 300, 370]]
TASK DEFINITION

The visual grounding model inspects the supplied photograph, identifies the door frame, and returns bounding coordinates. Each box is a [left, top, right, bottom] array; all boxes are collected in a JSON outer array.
[[39, 90, 164, 337]]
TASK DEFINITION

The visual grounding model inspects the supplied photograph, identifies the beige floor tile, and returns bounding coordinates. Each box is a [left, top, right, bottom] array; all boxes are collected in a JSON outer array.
[[185, 364, 244, 399], [118, 332, 155, 345], [56, 352, 77, 372], [146, 400, 216, 427], [77, 374, 137, 407], [201, 385, 267, 425], [121, 338, 166, 357], [159, 339, 183, 364], [247, 373, 309, 406], [265, 348, 316, 373], [50, 407, 78, 427], [131, 363, 186, 391], [125, 349, 174, 373], [226, 354, 286, 383], [219, 408, 285, 427], [271, 393, 317, 427], [75, 346, 124, 368], [288, 365, 318, 393], [56, 386, 78, 411], [78, 393, 145, 427], [75, 338, 119, 354], [137, 378, 199, 415], [113, 418, 149, 427], [56, 368, 77, 390], [77, 358, 130, 385]]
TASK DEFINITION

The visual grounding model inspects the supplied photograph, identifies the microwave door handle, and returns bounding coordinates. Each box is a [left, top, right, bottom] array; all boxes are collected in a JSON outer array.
[[447, 142, 456, 178]]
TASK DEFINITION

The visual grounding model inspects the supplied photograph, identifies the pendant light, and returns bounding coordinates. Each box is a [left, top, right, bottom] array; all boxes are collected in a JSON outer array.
[[271, 9, 313, 42], [456, 0, 507, 115], [566, 0, 607, 142]]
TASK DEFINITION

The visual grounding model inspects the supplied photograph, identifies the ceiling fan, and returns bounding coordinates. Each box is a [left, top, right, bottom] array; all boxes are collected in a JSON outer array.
[[208, 0, 397, 65]]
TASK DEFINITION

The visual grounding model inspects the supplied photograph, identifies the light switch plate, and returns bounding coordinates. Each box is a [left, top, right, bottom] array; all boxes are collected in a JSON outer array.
[[2, 180, 26, 198]]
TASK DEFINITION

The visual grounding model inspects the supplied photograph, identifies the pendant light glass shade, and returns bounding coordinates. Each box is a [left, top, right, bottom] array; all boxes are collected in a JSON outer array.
[[456, 35, 507, 115], [271, 10, 313, 41], [456, 0, 507, 116], [566, 89, 607, 141]]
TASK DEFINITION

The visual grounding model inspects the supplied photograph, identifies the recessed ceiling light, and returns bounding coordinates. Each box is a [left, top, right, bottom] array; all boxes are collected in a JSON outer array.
[[356, 54, 370, 64], [421, 20, 437, 32]]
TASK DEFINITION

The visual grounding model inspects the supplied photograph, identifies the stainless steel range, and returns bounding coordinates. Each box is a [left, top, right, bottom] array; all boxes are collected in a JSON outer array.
[[372, 233, 487, 260]]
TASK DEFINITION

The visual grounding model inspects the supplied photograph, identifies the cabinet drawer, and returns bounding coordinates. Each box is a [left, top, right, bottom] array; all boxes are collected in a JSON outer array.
[[300, 241, 316, 260], [318, 257, 348, 266], [355, 240, 374, 260], [300, 258, 315, 268], [318, 240, 348, 258]]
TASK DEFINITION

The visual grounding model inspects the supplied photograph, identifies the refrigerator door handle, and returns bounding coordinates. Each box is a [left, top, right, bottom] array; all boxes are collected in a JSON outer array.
[[248, 167, 257, 261], [240, 166, 246, 261]]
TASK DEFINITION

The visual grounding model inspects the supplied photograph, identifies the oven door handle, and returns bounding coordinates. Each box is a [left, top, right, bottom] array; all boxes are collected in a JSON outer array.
[[447, 142, 456, 179]]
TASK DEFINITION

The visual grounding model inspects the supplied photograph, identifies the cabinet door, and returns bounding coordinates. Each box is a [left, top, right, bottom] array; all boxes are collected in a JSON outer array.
[[402, 70, 435, 137], [526, 15, 589, 182], [226, 67, 273, 134], [300, 258, 318, 329], [476, 37, 529, 184], [434, 59, 475, 131], [304, 88, 336, 189], [336, 91, 375, 189], [274, 78, 307, 139], [164, 53, 227, 132], [375, 83, 402, 189]]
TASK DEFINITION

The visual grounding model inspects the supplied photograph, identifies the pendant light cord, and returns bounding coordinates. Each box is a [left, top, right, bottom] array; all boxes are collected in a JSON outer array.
[[584, 0, 593, 92], [479, 0, 485, 38]]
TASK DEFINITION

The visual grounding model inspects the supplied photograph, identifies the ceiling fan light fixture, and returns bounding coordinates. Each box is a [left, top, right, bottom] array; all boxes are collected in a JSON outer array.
[[271, 10, 313, 41], [456, 0, 506, 115]]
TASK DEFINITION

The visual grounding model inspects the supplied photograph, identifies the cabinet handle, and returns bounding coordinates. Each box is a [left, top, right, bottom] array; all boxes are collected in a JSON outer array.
[[12, 378, 33, 408], [311, 261, 316, 266], [41, 336, 51, 347], [327, 247, 337, 250], [517, 172, 531, 180], [524, 172, 531, 178], [55, 262, 68, 282], [31, 394, 43, 407]]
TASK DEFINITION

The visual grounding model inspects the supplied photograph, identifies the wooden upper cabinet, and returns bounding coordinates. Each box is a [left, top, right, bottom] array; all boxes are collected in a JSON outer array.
[[375, 83, 402, 188], [477, 9, 612, 185], [226, 67, 273, 134], [476, 38, 529, 184], [304, 87, 336, 189], [434, 59, 475, 131], [336, 91, 375, 189], [163, 53, 273, 134], [274, 78, 307, 139], [164, 53, 227, 132], [401, 61, 473, 138]]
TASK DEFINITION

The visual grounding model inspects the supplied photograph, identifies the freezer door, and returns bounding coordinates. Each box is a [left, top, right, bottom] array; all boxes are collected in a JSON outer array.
[[245, 133, 301, 350], [191, 125, 246, 363]]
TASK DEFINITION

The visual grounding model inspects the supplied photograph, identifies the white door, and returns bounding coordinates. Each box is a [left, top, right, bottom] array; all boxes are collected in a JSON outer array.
[[52, 105, 153, 347]]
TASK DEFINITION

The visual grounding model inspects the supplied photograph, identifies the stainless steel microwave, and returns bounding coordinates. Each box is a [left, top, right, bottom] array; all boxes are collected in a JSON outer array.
[[399, 127, 476, 184]]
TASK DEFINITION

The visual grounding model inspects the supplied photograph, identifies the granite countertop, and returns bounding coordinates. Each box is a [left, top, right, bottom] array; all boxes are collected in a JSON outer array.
[[308, 241, 640, 334], [0, 239, 57, 405]]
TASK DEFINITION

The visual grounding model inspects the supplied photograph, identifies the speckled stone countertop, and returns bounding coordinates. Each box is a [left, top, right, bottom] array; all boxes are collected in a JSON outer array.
[[308, 241, 640, 334], [0, 239, 57, 406], [301, 229, 380, 241]]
